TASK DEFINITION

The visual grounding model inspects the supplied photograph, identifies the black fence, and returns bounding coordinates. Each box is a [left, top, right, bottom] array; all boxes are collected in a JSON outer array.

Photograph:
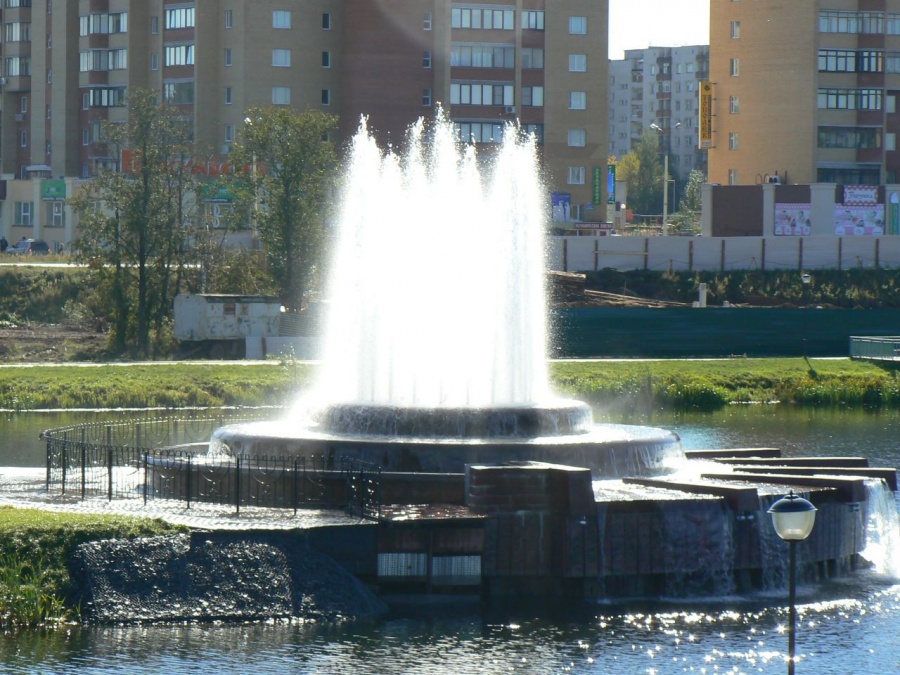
[[43, 415, 382, 519]]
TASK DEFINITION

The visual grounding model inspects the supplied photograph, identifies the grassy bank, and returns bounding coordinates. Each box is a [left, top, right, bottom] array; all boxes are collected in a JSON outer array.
[[0, 508, 183, 629], [0, 358, 898, 411]]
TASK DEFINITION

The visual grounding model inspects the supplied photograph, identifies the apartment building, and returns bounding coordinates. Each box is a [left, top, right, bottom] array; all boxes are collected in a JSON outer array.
[[709, 0, 900, 187], [608, 45, 709, 186], [0, 0, 608, 245]]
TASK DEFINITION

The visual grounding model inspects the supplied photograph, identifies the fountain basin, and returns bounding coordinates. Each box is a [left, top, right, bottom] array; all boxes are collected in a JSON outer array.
[[210, 419, 683, 478]]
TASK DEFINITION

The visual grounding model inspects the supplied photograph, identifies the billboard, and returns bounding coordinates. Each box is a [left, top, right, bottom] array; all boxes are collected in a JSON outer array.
[[699, 81, 713, 149]]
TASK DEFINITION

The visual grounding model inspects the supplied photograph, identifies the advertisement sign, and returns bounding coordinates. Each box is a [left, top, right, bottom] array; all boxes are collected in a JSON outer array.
[[606, 165, 616, 204], [199, 183, 234, 203], [41, 179, 66, 201], [592, 166, 604, 205], [774, 204, 811, 236], [699, 81, 713, 149], [834, 204, 884, 235], [551, 192, 572, 222], [843, 185, 878, 205]]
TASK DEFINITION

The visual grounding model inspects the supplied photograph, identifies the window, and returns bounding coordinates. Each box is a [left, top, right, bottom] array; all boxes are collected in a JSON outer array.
[[521, 48, 544, 69], [887, 133, 896, 151], [729, 96, 740, 113], [225, 87, 232, 104], [164, 7, 194, 30], [86, 86, 126, 108], [272, 49, 291, 67], [82, 129, 90, 146], [423, 12, 432, 30], [224, 48, 232, 67], [5, 57, 30, 77], [569, 91, 586, 109], [423, 88, 432, 106], [729, 132, 739, 150], [818, 87, 883, 110], [817, 126, 881, 149], [423, 50, 432, 68], [80, 49, 129, 71], [272, 87, 291, 105], [859, 50, 884, 73], [569, 54, 587, 72], [273, 11, 291, 29], [568, 129, 586, 147], [451, 8, 514, 30], [164, 81, 194, 105], [224, 124, 235, 143], [321, 89, 331, 105], [322, 51, 331, 68], [225, 10, 232, 28], [731, 21, 740, 38], [728, 170, 738, 185], [151, 16, 158, 34], [19, 130, 27, 147], [818, 49, 857, 72], [450, 45, 515, 68], [455, 121, 507, 144], [569, 16, 587, 34], [449, 82, 514, 106], [165, 44, 194, 66], [4, 22, 30, 42], [522, 86, 543, 106], [730, 58, 740, 76], [151, 53, 158, 70], [567, 166, 586, 184], [522, 10, 545, 30], [15, 202, 32, 227], [322, 13, 331, 30], [79, 13, 129, 36]]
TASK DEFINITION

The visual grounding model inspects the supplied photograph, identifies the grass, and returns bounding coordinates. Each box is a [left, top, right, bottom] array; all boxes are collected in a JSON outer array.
[[0, 507, 183, 629], [0, 358, 899, 412]]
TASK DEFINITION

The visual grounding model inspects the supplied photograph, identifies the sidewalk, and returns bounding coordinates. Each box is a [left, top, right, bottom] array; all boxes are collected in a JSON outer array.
[[0, 467, 363, 531]]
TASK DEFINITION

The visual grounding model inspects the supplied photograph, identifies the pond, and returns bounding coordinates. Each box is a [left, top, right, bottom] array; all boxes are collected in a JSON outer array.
[[0, 405, 898, 674]]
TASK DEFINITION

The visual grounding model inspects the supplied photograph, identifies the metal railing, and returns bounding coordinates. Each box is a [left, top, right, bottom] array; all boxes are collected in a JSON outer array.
[[43, 414, 382, 518], [849, 336, 900, 360]]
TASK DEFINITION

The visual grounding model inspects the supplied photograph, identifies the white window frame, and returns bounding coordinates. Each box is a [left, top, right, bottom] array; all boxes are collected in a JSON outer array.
[[569, 91, 586, 109], [568, 54, 587, 72], [273, 11, 292, 29], [569, 16, 587, 34], [272, 49, 291, 67], [568, 129, 586, 147], [567, 166, 586, 184], [272, 87, 291, 105]]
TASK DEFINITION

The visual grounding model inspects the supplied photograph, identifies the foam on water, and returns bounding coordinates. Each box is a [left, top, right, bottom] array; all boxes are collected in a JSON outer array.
[[862, 478, 900, 579]]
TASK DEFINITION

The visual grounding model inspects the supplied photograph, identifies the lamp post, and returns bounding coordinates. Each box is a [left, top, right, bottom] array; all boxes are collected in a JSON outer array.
[[768, 490, 817, 675], [650, 122, 681, 235]]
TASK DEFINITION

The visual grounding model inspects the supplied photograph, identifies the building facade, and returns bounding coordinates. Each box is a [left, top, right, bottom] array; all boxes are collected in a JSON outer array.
[[608, 45, 709, 187], [0, 0, 608, 246], [708, 0, 900, 187]]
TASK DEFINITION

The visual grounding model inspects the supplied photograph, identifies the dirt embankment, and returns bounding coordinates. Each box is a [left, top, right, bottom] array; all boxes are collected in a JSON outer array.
[[0, 324, 108, 363]]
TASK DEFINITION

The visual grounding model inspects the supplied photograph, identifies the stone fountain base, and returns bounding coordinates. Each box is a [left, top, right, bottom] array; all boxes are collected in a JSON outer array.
[[210, 416, 683, 479]]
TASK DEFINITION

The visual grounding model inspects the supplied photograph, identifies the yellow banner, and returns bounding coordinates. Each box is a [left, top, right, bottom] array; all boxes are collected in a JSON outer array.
[[699, 81, 713, 149]]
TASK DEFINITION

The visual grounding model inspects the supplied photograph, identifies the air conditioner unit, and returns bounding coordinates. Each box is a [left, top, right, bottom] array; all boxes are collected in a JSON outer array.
[[14, 113, 25, 122], [504, 106, 516, 114]]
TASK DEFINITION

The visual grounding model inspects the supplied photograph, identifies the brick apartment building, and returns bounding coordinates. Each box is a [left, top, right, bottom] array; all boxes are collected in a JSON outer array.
[[0, 0, 608, 247], [708, 0, 900, 187]]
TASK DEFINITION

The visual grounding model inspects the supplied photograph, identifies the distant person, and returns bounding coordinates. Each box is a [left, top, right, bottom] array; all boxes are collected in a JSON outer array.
[[0, 237, 6, 253]]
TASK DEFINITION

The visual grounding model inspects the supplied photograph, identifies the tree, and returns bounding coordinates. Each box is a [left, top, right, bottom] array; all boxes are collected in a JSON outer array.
[[230, 107, 338, 312], [615, 131, 664, 220], [70, 89, 199, 357], [670, 169, 706, 235]]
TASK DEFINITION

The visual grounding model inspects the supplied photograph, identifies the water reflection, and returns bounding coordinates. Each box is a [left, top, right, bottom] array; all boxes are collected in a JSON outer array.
[[0, 582, 898, 674]]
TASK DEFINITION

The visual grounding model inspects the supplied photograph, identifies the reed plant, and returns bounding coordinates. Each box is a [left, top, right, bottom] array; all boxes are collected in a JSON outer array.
[[0, 507, 182, 629]]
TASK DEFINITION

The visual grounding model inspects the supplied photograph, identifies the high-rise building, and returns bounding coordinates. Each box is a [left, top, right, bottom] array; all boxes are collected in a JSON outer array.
[[608, 45, 709, 185], [708, 0, 900, 186], [0, 0, 608, 245]]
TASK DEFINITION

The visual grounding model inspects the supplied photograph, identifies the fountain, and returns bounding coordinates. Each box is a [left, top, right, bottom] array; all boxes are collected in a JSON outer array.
[[211, 115, 682, 477]]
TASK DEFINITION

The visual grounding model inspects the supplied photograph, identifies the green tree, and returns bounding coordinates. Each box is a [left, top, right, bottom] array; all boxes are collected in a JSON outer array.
[[69, 89, 198, 357], [616, 131, 664, 219], [231, 107, 338, 311], [671, 169, 706, 235]]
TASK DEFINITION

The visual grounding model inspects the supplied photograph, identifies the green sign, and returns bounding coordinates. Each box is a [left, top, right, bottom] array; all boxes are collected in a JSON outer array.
[[199, 184, 234, 203], [41, 179, 66, 201], [592, 166, 603, 205]]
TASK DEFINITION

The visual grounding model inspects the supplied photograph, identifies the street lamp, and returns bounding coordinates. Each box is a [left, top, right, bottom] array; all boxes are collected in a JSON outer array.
[[768, 490, 817, 675], [650, 122, 681, 235]]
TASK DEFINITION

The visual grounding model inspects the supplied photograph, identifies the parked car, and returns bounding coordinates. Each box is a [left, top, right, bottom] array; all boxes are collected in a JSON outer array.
[[6, 239, 50, 255]]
